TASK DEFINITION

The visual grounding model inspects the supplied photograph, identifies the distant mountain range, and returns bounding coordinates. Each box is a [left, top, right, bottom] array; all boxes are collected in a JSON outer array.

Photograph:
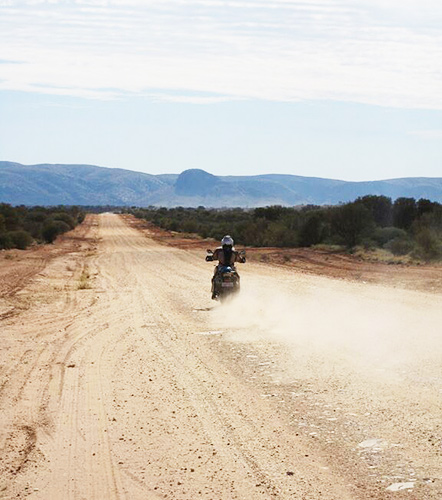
[[1, 161, 442, 207]]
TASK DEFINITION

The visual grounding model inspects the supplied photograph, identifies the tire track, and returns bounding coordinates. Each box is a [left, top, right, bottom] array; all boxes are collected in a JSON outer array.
[[8, 213, 439, 499], [94, 213, 354, 500]]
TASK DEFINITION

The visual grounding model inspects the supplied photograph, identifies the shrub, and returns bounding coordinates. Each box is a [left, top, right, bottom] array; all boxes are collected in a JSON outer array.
[[266, 221, 297, 247], [42, 220, 71, 243], [330, 203, 374, 248], [0, 233, 13, 250], [52, 212, 76, 229], [0, 203, 20, 231], [372, 227, 407, 246], [384, 236, 415, 256], [413, 228, 442, 260], [8, 230, 34, 250], [356, 195, 393, 227], [360, 238, 377, 250], [298, 213, 326, 247], [125, 200, 442, 260], [393, 197, 417, 229]]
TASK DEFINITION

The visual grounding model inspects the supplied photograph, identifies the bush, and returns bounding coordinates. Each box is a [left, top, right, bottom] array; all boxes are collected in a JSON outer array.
[[8, 230, 33, 250], [266, 221, 298, 247], [0, 233, 13, 250], [373, 227, 407, 246], [413, 228, 442, 260], [330, 203, 374, 248], [356, 195, 393, 227], [52, 212, 76, 229], [393, 197, 417, 229], [360, 238, 377, 250], [298, 213, 326, 247], [126, 199, 442, 260], [384, 236, 415, 256], [42, 220, 71, 243], [0, 204, 85, 249]]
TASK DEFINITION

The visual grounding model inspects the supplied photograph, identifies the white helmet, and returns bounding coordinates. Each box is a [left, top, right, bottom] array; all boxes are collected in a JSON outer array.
[[221, 235, 234, 246]]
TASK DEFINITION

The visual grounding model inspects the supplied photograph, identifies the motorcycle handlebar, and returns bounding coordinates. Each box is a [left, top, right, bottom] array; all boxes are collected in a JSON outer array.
[[205, 249, 246, 263]]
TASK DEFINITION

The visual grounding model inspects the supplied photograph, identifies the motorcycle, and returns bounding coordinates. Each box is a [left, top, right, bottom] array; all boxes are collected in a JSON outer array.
[[206, 249, 245, 302]]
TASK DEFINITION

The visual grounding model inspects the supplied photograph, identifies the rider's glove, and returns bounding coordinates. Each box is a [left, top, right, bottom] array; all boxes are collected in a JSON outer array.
[[205, 255, 213, 261]]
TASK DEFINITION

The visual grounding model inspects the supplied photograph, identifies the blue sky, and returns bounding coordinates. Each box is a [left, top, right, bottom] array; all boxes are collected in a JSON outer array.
[[1, 0, 441, 181]]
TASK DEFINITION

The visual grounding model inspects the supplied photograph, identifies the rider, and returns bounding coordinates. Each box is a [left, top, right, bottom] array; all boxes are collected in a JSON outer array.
[[206, 235, 245, 299]]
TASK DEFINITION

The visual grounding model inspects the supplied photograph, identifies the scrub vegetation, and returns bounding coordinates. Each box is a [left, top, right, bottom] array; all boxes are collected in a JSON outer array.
[[78, 265, 91, 290], [128, 196, 442, 261], [0, 204, 86, 250]]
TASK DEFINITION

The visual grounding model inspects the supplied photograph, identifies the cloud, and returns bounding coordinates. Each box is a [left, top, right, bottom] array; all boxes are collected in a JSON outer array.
[[408, 129, 442, 139], [0, 58, 23, 64], [1, 0, 442, 108]]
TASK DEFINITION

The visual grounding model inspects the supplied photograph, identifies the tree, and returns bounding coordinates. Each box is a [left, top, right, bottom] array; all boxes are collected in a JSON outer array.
[[298, 212, 326, 247], [417, 198, 438, 217], [0, 203, 19, 231], [330, 203, 373, 248], [393, 198, 417, 230], [356, 195, 392, 227], [254, 206, 286, 222]]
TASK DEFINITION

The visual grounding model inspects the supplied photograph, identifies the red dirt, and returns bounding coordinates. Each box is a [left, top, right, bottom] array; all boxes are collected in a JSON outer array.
[[0, 216, 97, 315]]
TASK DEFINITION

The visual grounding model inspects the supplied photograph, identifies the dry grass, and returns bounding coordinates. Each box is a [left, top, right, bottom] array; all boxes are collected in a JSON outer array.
[[352, 246, 416, 265], [77, 266, 91, 290]]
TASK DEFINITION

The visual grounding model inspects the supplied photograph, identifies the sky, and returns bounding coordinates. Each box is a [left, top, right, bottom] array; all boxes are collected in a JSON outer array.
[[0, 0, 441, 181]]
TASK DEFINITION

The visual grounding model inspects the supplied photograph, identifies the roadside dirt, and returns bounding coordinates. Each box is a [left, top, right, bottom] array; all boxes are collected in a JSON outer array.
[[0, 219, 96, 319], [1, 214, 441, 499]]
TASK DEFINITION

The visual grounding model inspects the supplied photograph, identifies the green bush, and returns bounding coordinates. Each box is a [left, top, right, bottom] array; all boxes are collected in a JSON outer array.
[[384, 236, 415, 256], [8, 230, 33, 250], [42, 220, 71, 243], [373, 227, 407, 246], [299, 213, 326, 247], [330, 203, 374, 248], [0, 233, 13, 250], [393, 197, 417, 229], [126, 198, 442, 259], [360, 238, 377, 250], [413, 228, 442, 260], [0, 204, 85, 249], [356, 195, 393, 227], [52, 212, 76, 229]]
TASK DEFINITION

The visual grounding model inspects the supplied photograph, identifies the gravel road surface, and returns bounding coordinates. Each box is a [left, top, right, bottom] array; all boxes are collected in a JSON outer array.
[[1, 213, 441, 499]]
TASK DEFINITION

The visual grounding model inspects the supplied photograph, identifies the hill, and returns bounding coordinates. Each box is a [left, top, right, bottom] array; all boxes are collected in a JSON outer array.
[[1, 162, 442, 207]]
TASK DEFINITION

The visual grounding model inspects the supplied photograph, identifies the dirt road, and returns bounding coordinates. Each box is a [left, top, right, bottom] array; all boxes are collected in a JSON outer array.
[[1, 213, 441, 499]]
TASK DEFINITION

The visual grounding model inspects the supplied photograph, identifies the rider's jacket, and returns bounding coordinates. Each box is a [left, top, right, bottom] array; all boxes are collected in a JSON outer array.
[[212, 246, 244, 267]]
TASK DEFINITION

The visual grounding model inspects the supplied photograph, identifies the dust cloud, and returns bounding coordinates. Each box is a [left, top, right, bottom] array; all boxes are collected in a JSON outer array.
[[211, 274, 442, 381]]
